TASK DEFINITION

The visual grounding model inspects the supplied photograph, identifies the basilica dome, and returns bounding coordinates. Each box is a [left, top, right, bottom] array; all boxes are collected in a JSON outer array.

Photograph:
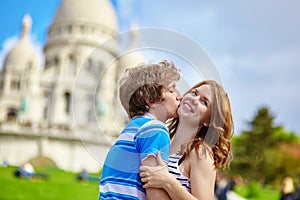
[[52, 0, 117, 31]]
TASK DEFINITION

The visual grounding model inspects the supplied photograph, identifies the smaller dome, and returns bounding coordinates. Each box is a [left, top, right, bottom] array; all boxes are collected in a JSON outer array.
[[118, 25, 145, 72], [119, 50, 145, 72], [4, 15, 39, 72]]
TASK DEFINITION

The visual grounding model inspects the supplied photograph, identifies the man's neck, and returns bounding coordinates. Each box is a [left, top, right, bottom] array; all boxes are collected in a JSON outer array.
[[148, 105, 167, 123]]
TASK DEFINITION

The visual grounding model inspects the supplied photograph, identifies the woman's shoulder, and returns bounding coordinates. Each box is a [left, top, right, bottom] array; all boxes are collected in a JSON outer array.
[[189, 145, 214, 165], [187, 148, 216, 179]]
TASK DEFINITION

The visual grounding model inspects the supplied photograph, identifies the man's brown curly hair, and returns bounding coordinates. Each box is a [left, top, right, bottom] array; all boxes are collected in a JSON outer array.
[[119, 60, 180, 119]]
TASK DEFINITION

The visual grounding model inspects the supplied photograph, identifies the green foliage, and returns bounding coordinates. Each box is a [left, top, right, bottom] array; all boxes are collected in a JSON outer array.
[[0, 166, 99, 200], [230, 106, 300, 185], [263, 147, 284, 183], [274, 126, 299, 144]]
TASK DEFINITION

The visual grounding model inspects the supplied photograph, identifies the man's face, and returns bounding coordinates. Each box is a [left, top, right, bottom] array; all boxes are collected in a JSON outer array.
[[158, 81, 181, 119]]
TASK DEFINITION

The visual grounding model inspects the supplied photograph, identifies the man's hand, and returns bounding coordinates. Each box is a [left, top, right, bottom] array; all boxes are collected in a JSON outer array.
[[140, 152, 173, 189], [141, 152, 171, 200]]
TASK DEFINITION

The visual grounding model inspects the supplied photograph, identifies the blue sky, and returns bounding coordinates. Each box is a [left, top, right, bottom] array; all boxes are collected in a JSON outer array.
[[1, 0, 300, 135]]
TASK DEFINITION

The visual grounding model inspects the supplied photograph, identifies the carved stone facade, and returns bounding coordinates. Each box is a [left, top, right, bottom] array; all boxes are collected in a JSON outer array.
[[0, 0, 143, 172]]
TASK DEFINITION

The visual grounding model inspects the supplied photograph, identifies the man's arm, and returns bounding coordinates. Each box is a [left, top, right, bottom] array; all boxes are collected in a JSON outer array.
[[142, 154, 171, 200]]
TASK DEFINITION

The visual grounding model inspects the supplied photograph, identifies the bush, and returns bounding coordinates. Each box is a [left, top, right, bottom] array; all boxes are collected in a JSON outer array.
[[246, 181, 261, 198]]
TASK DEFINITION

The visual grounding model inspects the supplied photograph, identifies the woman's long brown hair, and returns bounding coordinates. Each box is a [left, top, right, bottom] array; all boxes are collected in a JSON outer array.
[[168, 80, 234, 169]]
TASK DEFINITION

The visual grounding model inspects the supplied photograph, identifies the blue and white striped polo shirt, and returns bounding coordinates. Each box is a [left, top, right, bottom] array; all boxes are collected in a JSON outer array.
[[99, 113, 170, 200]]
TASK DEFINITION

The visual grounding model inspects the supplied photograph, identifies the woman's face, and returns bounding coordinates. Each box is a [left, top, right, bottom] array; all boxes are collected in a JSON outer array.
[[178, 84, 213, 127]]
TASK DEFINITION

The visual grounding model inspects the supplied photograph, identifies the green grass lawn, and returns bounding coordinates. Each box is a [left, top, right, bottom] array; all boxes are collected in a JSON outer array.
[[235, 183, 281, 200], [1, 166, 283, 200], [0, 166, 100, 200]]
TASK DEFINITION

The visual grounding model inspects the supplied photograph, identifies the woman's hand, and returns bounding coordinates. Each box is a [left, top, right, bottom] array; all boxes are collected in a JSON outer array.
[[140, 152, 174, 189]]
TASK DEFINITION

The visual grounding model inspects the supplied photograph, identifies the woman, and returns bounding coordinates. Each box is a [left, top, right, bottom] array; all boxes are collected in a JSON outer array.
[[140, 80, 234, 200], [280, 177, 297, 200]]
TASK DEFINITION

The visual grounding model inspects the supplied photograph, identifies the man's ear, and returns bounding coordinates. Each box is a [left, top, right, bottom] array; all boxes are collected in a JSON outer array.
[[145, 99, 154, 108]]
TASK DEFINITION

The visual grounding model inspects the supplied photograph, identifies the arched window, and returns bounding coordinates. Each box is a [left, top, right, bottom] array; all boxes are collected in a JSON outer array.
[[64, 92, 71, 114], [87, 95, 96, 122], [68, 25, 72, 34], [85, 58, 94, 74], [54, 56, 60, 66], [69, 55, 76, 75], [45, 59, 49, 69], [6, 108, 18, 122], [88, 58, 93, 69], [27, 61, 33, 71], [43, 91, 51, 120], [0, 80, 3, 90], [10, 79, 20, 90]]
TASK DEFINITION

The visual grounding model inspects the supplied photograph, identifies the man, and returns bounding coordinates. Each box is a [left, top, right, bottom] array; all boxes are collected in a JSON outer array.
[[99, 61, 181, 199]]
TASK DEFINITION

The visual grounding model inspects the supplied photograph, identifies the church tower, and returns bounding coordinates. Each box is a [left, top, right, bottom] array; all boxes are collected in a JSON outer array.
[[0, 14, 41, 124]]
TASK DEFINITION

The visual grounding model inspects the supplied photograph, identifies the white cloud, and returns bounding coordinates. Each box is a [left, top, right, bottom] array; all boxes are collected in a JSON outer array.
[[212, 47, 300, 134], [215, 46, 300, 85], [116, 0, 300, 134]]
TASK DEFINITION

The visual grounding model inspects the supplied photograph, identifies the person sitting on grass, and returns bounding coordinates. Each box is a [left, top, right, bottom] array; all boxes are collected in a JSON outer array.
[[77, 169, 98, 182], [14, 162, 48, 180]]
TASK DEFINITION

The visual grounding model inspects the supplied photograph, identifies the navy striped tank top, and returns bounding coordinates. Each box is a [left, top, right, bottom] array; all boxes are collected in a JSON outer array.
[[168, 153, 191, 192]]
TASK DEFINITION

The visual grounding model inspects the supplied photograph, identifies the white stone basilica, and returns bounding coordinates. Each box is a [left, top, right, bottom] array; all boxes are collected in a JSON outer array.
[[0, 0, 144, 172]]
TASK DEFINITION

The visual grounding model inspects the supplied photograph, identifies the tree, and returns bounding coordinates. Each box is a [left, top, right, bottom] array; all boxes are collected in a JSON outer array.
[[229, 106, 300, 185], [232, 107, 278, 184]]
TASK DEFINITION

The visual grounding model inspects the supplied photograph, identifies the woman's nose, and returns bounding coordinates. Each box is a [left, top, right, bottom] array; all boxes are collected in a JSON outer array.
[[191, 95, 199, 104]]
